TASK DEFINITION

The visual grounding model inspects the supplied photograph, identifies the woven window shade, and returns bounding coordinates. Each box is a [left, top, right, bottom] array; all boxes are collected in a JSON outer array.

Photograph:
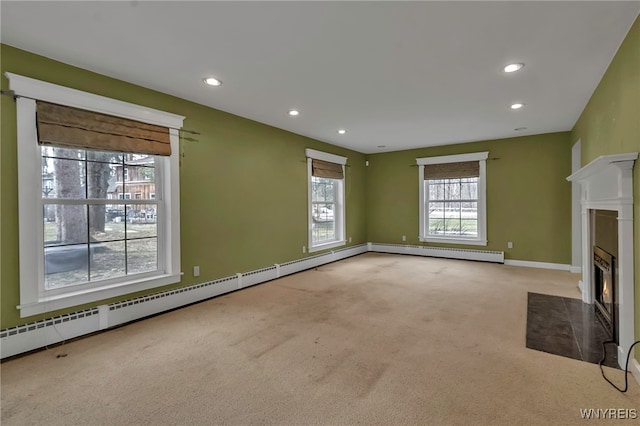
[[424, 161, 479, 179], [312, 159, 344, 179], [36, 101, 171, 156]]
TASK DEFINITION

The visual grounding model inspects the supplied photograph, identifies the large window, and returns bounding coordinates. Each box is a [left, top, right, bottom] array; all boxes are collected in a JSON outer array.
[[41, 149, 158, 289], [417, 152, 488, 246], [8, 73, 184, 317], [306, 149, 347, 252]]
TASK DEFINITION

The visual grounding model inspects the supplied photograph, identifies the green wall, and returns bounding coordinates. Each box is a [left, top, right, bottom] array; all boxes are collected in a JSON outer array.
[[365, 133, 572, 263], [0, 44, 367, 329], [570, 16, 640, 351]]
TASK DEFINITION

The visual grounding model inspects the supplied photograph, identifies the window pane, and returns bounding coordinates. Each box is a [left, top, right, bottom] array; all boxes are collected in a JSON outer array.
[[127, 238, 157, 274], [90, 241, 125, 281], [444, 218, 462, 235], [444, 202, 461, 219], [460, 219, 478, 237], [87, 161, 116, 199], [312, 203, 334, 223], [45, 244, 89, 289], [47, 157, 86, 199], [124, 154, 155, 166], [429, 218, 445, 235], [89, 205, 125, 241], [460, 179, 478, 200], [427, 181, 445, 200], [86, 150, 123, 163], [461, 202, 478, 220], [312, 177, 335, 203], [312, 220, 336, 243], [44, 204, 87, 245], [428, 201, 445, 219], [126, 205, 157, 238], [41, 146, 85, 160], [445, 181, 461, 200]]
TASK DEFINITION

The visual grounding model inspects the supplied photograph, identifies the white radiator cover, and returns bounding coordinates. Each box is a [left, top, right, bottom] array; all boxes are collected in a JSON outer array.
[[2, 242, 507, 359], [369, 243, 504, 263]]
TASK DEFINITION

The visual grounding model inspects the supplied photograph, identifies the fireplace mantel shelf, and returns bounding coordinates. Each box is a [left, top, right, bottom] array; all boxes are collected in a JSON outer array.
[[567, 153, 638, 182]]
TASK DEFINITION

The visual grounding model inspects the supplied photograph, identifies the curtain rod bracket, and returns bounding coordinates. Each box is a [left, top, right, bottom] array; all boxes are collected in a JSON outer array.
[[0, 89, 17, 99]]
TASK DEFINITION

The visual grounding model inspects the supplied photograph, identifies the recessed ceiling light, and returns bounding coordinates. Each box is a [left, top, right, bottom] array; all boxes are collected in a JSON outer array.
[[503, 63, 524, 73], [337, 129, 347, 135], [514, 127, 528, 131], [203, 77, 222, 86], [288, 110, 299, 116], [510, 103, 525, 110]]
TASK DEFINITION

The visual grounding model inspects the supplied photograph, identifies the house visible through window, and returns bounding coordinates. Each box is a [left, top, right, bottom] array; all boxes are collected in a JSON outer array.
[[306, 149, 347, 252], [417, 152, 488, 246], [8, 72, 184, 317]]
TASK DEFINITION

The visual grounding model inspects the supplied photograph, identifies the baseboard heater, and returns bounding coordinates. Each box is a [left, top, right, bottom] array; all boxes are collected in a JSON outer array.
[[368, 243, 504, 263], [0, 244, 368, 359]]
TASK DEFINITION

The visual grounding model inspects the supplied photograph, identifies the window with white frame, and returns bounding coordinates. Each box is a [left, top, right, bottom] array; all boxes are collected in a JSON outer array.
[[7, 73, 184, 317], [306, 149, 347, 252], [417, 152, 488, 246]]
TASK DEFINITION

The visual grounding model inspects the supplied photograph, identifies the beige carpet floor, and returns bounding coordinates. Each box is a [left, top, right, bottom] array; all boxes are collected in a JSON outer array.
[[1, 253, 639, 425]]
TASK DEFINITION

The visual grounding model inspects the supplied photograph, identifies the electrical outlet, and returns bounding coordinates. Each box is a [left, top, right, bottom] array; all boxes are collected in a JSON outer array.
[[302, 246, 306, 253], [193, 266, 200, 277], [402, 235, 406, 242], [507, 241, 513, 249], [348, 237, 352, 243]]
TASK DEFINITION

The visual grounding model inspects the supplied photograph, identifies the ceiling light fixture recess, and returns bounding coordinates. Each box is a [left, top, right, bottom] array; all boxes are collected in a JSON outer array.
[[288, 110, 299, 116], [502, 63, 524, 73], [510, 103, 525, 110], [203, 77, 222, 86], [337, 129, 347, 135]]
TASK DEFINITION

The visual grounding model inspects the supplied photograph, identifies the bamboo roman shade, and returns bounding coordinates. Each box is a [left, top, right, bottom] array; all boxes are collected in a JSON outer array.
[[36, 101, 171, 156], [312, 159, 344, 179], [423, 161, 479, 180]]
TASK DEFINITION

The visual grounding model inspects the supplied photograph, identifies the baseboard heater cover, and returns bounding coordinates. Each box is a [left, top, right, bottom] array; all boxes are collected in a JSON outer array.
[[0, 243, 368, 359], [369, 243, 504, 263]]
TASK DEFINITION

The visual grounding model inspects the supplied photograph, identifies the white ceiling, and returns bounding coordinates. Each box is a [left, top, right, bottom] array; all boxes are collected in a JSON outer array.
[[2, 1, 639, 154]]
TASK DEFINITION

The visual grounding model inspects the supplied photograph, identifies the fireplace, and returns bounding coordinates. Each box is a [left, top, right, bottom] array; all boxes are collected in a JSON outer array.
[[567, 152, 637, 370], [593, 246, 614, 339]]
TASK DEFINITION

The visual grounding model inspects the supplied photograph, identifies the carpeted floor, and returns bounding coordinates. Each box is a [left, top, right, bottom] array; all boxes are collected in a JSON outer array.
[[1, 253, 639, 425]]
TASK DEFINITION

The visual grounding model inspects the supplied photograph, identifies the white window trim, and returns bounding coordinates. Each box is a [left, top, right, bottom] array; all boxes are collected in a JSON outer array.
[[417, 151, 488, 246], [305, 148, 347, 253], [8, 73, 184, 317]]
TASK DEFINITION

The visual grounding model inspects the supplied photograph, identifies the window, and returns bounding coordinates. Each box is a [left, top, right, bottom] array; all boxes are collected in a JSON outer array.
[[306, 149, 347, 252], [417, 152, 488, 246], [8, 73, 184, 317]]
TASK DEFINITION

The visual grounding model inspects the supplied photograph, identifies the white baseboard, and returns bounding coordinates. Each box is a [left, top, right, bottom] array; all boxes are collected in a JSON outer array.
[[503, 259, 572, 271], [570, 265, 582, 273], [369, 243, 504, 263]]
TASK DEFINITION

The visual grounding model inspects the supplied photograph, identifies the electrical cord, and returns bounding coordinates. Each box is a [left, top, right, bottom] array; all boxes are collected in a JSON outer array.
[[599, 339, 640, 393]]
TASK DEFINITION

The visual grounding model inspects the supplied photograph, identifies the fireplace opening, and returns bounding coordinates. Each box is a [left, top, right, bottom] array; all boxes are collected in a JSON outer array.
[[593, 246, 615, 340]]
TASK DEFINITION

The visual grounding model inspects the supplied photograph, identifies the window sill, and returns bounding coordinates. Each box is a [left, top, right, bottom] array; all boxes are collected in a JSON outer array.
[[18, 273, 182, 318], [308, 240, 346, 253], [419, 236, 487, 247]]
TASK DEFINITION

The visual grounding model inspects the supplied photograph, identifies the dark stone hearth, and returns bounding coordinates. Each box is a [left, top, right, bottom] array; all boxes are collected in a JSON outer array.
[[526, 292, 618, 368]]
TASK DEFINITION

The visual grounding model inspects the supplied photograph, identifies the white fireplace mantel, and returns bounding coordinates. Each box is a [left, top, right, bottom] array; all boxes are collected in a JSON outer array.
[[567, 152, 637, 368]]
